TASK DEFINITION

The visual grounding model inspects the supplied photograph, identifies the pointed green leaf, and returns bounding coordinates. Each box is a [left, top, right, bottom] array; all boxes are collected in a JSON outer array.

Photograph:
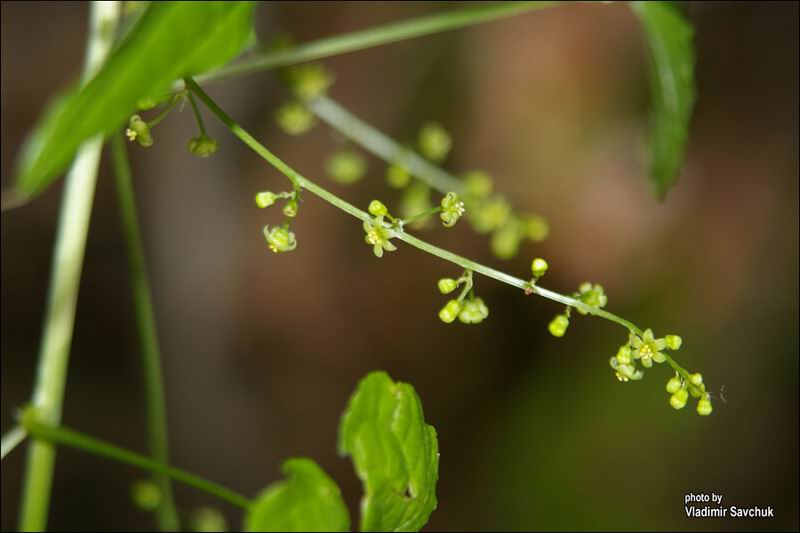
[[245, 458, 350, 532], [339, 371, 439, 532], [631, 1, 697, 198], [15, 1, 256, 201]]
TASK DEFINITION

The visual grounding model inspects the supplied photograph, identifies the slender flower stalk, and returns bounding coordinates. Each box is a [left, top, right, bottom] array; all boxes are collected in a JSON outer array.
[[184, 76, 694, 384]]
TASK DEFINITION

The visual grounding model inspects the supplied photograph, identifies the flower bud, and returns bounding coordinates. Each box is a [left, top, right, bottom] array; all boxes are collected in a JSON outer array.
[[418, 122, 451, 163], [437, 278, 458, 294], [531, 257, 549, 279], [463, 170, 493, 198], [689, 373, 703, 387], [275, 101, 316, 136], [282, 198, 299, 218], [438, 299, 462, 324], [327, 149, 366, 185], [696, 396, 713, 416], [386, 163, 411, 189], [669, 388, 689, 410], [490, 222, 523, 259], [187, 135, 218, 157], [548, 314, 569, 337], [616, 345, 632, 365], [665, 334, 683, 350], [666, 375, 682, 394], [131, 479, 161, 511], [255, 191, 277, 209], [368, 200, 388, 217], [523, 214, 549, 242]]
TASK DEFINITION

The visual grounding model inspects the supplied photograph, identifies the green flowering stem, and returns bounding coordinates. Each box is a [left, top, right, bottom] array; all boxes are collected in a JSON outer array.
[[110, 133, 179, 531], [187, 91, 208, 136], [184, 77, 693, 380], [19, 411, 252, 510], [1, 425, 27, 460], [19, 3, 121, 531], [184, 78, 300, 192], [198, 2, 557, 85]]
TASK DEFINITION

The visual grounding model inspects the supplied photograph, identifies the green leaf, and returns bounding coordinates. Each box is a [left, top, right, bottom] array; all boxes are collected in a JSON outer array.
[[245, 458, 350, 532], [339, 371, 439, 532], [15, 1, 256, 201], [631, 1, 697, 198]]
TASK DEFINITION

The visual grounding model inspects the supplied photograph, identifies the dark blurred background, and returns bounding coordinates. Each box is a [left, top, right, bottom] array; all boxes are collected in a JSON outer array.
[[2, 2, 798, 531]]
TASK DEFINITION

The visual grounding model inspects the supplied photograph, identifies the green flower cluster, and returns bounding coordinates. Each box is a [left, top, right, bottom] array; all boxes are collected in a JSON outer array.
[[255, 189, 301, 253], [547, 282, 608, 337], [666, 371, 713, 415], [436, 271, 489, 325]]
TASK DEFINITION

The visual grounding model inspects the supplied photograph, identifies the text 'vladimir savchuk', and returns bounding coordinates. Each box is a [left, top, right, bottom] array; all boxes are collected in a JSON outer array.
[[684, 493, 775, 518]]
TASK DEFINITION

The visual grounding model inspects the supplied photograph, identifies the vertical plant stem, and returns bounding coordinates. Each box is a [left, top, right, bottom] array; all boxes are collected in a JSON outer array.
[[111, 133, 179, 531], [18, 2, 121, 531]]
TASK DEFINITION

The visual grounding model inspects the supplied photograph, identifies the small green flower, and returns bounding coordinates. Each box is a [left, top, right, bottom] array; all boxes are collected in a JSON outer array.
[[490, 221, 523, 260], [187, 135, 218, 157], [463, 170, 493, 198], [275, 101, 317, 136], [469, 196, 511, 234], [666, 374, 682, 394], [282, 197, 299, 218], [438, 299, 462, 323], [418, 122, 452, 162], [665, 334, 683, 350], [126, 115, 153, 147], [615, 345, 632, 365], [609, 356, 643, 382], [522, 214, 549, 242], [458, 298, 489, 324], [263, 225, 297, 253], [368, 200, 389, 217], [548, 314, 570, 337], [631, 328, 667, 368], [131, 479, 161, 511], [255, 191, 278, 208], [669, 388, 689, 410], [327, 149, 367, 185], [575, 282, 608, 314], [386, 163, 411, 189], [363, 216, 397, 258], [438, 278, 458, 295], [440, 192, 465, 227], [696, 395, 713, 416], [285, 63, 334, 101], [531, 257, 549, 279]]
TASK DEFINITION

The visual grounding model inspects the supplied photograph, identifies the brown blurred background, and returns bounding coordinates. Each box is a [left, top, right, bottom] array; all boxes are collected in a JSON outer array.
[[2, 2, 798, 531]]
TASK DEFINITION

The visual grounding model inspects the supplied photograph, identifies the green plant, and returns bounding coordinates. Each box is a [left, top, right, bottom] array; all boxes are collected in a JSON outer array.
[[1, 1, 710, 531]]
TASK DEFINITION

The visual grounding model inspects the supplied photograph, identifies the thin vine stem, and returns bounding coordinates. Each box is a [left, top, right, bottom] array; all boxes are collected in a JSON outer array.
[[20, 412, 251, 510], [197, 2, 557, 85], [110, 133, 179, 531], [187, 92, 208, 136], [19, 3, 121, 530], [183, 77, 692, 381]]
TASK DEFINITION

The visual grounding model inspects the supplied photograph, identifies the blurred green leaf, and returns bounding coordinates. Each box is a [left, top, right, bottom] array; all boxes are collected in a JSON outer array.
[[15, 1, 255, 201], [339, 371, 439, 532], [631, 1, 696, 197], [245, 458, 350, 532]]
